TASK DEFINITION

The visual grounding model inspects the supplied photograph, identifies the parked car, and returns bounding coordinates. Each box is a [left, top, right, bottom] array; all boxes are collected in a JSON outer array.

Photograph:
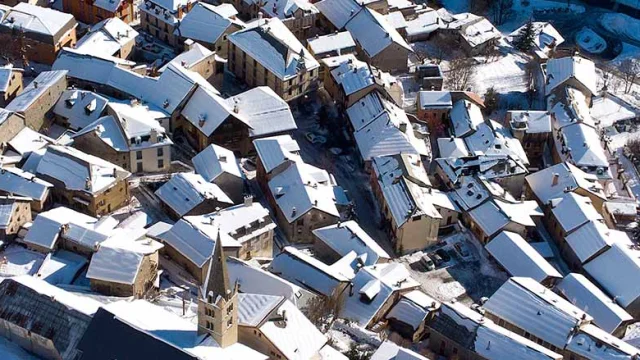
[[436, 249, 451, 262], [304, 132, 327, 144], [420, 255, 435, 271], [454, 243, 470, 257], [429, 252, 443, 266]]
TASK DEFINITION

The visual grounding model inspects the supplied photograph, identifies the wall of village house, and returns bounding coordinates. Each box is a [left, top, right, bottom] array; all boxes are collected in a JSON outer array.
[[59, 236, 97, 257], [90, 252, 158, 297], [237, 229, 274, 260], [416, 109, 449, 138], [238, 326, 290, 360], [366, 44, 409, 73], [428, 329, 483, 360], [73, 132, 129, 169], [484, 312, 569, 356], [277, 207, 338, 244], [396, 214, 439, 254], [281, 11, 318, 40], [141, 12, 179, 46], [17, 74, 68, 131], [0, 201, 31, 241], [129, 144, 171, 174], [214, 172, 245, 204], [160, 242, 240, 283], [436, 207, 458, 228], [228, 42, 319, 102], [0, 70, 23, 107], [0, 28, 76, 65], [492, 174, 526, 199], [182, 50, 217, 83], [63, 0, 133, 24], [0, 319, 61, 360], [0, 113, 25, 144], [93, 179, 130, 216]]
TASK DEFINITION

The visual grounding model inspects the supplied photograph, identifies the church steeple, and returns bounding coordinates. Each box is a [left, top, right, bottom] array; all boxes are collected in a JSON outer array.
[[197, 230, 238, 347]]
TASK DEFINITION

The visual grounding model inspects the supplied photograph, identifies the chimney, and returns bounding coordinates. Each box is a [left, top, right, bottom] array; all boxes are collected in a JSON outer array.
[[219, 155, 227, 163], [244, 195, 253, 207], [33, 81, 38, 88], [282, 310, 287, 326], [552, 173, 559, 186], [291, 207, 296, 217], [85, 177, 92, 190], [113, 168, 117, 178], [399, 122, 407, 133]]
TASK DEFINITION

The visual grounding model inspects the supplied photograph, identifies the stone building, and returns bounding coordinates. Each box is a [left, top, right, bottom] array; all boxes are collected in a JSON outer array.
[[0, 195, 31, 241], [0, 110, 25, 145], [6, 70, 68, 131], [0, 65, 23, 107], [227, 0, 319, 40], [139, 0, 193, 47], [507, 110, 552, 169], [0, 4, 77, 65], [62, 0, 134, 24], [228, 18, 320, 102], [0, 167, 52, 212], [28, 145, 131, 217]]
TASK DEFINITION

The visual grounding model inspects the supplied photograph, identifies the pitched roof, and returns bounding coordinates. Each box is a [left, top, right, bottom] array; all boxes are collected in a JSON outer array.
[[1, 3, 75, 37], [228, 18, 319, 80], [564, 220, 615, 264], [545, 56, 597, 95], [192, 144, 243, 183], [253, 135, 301, 173], [75, 17, 138, 58], [175, 2, 244, 45], [86, 245, 145, 285], [345, 8, 412, 58], [584, 242, 640, 309], [155, 172, 233, 217], [225, 87, 297, 137], [371, 341, 430, 360], [483, 277, 592, 349], [313, 221, 390, 266], [0, 166, 52, 201], [556, 273, 632, 334], [314, 0, 361, 29], [6, 70, 67, 113], [525, 162, 606, 204], [486, 231, 561, 282], [53, 89, 109, 130], [549, 193, 603, 233], [450, 99, 484, 137], [508, 110, 552, 134], [307, 31, 355, 55]]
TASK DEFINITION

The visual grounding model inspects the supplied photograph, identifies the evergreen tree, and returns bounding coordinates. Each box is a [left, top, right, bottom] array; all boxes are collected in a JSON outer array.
[[515, 20, 536, 52], [484, 87, 499, 114]]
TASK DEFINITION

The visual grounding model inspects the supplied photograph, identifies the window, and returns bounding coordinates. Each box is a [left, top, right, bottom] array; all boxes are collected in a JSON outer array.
[[157, 147, 163, 157], [158, 159, 164, 169], [136, 151, 142, 160]]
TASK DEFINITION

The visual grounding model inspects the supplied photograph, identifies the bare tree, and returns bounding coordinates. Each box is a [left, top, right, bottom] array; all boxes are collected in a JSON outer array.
[[490, 0, 514, 25], [431, 35, 448, 64], [471, 0, 491, 15], [302, 292, 344, 333], [446, 57, 475, 91], [618, 58, 639, 94], [0, 26, 30, 67]]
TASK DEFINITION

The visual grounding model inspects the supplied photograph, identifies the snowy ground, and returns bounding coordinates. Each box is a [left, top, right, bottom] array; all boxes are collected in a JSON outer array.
[[394, 229, 508, 305], [576, 27, 607, 54], [599, 13, 640, 44]]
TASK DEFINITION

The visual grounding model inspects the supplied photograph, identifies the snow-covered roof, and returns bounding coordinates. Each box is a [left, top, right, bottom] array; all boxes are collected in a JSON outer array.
[[23, 207, 116, 251], [228, 18, 319, 80], [591, 94, 639, 127], [253, 135, 301, 173], [330, 57, 375, 96], [53, 49, 217, 115], [350, 93, 429, 161], [584, 242, 640, 309], [53, 89, 109, 130], [34, 250, 87, 286], [268, 246, 354, 296], [268, 162, 341, 223], [510, 22, 564, 57], [73, 115, 128, 151], [556, 273, 632, 334], [314, 0, 361, 29], [184, 201, 275, 246], [549, 193, 603, 233], [225, 87, 297, 137], [525, 162, 606, 204], [307, 31, 355, 56], [484, 277, 592, 349], [12, 275, 101, 316], [175, 2, 244, 45], [0, 167, 52, 201], [486, 231, 561, 283], [564, 220, 615, 264], [431, 301, 563, 360], [160, 43, 214, 73], [567, 324, 640, 359], [386, 290, 438, 330], [371, 341, 430, 360], [157, 217, 241, 269], [181, 86, 236, 138], [467, 200, 509, 237], [313, 221, 390, 266], [193, 144, 243, 183], [345, 8, 412, 58], [86, 245, 145, 285], [460, 17, 500, 48], [545, 56, 597, 96], [33, 145, 130, 194], [450, 99, 484, 137], [0, 3, 75, 37], [7, 127, 54, 158], [437, 137, 468, 158], [0, 197, 21, 228], [258, 0, 318, 20], [155, 172, 233, 217], [75, 18, 138, 58], [405, 9, 441, 38], [240, 296, 328, 360], [384, 11, 407, 30], [6, 70, 67, 113], [508, 110, 552, 134], [340, 263, 419, 327], [463, 120, 529, 165], [418, 91, 452, 109], [104, 299, 267, 359], [227, 257, 308, 307]]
